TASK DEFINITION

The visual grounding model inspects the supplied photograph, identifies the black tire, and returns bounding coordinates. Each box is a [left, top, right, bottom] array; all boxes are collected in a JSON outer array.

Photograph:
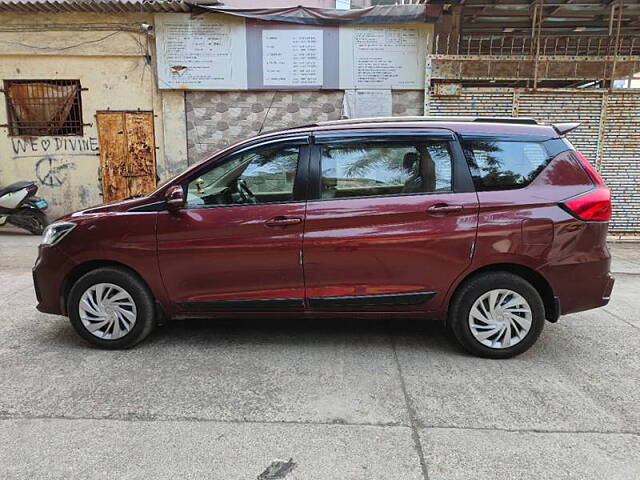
[[67, 267, 156, 349], [448, 272, 545, 359], [9, 208, 48, 235]]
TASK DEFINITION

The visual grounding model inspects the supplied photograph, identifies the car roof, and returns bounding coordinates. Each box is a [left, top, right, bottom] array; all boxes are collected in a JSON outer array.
[[154, 116, 574, 198], [256, 116, 571, 141]]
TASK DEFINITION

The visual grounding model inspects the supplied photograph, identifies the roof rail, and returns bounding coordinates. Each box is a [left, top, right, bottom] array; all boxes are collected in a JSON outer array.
[[258, 116, 541, 136], [472, 117, 538, 125], [313, 116, 539, 127]]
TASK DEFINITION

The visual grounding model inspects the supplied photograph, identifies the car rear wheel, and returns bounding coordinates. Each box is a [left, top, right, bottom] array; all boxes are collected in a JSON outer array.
[[449, 272, 545, 359], [68, 267, 156, 349]]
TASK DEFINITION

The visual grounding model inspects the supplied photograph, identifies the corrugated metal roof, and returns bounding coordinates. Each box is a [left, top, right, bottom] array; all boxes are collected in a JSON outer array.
[[0, 0, 193, 13]]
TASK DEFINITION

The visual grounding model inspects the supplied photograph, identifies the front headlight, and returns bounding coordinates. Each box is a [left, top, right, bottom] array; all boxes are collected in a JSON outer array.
[[41, 222, 76, 246]]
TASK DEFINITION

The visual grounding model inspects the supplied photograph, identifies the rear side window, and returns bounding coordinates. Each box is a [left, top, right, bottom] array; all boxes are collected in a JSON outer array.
[[462, 139, 550, 191], [319, 141, 453, 200]]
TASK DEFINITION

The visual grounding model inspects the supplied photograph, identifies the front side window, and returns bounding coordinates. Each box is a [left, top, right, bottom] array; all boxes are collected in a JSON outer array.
[[186, 144, 299, 207], [320, 141, 453, 199], [462, 139, 550, 191]]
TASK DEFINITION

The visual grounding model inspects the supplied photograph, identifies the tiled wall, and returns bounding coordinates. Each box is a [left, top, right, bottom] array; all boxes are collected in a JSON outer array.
[[186, 90, 424, 162]]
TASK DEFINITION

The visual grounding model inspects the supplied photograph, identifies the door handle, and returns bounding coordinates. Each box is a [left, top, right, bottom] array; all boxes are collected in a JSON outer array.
[[426, 203, 464, 215], [265, 216, 302, 227]]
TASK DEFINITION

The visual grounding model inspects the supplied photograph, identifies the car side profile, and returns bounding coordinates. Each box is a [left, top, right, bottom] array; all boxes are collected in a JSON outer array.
[[32, 117, 614, 358]]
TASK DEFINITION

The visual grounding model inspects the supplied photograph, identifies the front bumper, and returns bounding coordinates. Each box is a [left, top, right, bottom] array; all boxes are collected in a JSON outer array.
[[32, 244, 76, 315]]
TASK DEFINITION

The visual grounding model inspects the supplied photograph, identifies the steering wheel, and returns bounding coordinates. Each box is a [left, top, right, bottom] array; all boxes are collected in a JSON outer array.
[[236, 178, 257, 204]]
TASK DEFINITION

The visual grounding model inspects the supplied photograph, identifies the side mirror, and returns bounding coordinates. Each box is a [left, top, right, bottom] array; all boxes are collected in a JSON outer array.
[[165, 185, 184, 212]]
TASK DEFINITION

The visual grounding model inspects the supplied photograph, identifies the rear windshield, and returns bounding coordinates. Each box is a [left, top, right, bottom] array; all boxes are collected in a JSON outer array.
[[462, 139, 551, 191]]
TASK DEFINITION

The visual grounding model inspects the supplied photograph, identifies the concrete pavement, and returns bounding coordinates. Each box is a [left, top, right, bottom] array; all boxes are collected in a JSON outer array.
[[0, 227, 638, 479]]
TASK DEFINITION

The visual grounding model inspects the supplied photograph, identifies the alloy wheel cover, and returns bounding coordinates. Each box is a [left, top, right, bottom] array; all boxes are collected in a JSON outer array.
[[78, 283, 137, 340], [468, 289, 533, 349]]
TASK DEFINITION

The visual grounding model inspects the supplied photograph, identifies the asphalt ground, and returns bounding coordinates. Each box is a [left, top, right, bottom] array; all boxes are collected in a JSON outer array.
[[0, 228, 638, 479]]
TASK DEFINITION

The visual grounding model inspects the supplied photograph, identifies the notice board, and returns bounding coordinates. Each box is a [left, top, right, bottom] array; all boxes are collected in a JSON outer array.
[[156, 13, 247, 89], [155, 14, 430, 90], [347, 27, 422, 89]]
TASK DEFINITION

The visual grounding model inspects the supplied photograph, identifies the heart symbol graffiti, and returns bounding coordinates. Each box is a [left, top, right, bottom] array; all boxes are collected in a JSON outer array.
[[41, 139, 51, 151]]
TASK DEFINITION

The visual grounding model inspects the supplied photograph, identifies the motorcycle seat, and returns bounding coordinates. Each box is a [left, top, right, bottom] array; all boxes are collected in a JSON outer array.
[[0, 181, 34, 198]]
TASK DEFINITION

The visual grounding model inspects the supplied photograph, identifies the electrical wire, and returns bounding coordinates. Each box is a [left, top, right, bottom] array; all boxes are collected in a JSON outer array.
[[0, 23, 144, 33], [0, 31, 124, 51]]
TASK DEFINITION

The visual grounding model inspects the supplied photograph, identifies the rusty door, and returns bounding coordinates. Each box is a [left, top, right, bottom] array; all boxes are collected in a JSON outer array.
[[96, 111, 157, 202]]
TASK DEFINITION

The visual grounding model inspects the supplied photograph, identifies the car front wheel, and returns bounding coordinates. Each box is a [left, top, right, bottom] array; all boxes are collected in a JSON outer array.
[[449, 272, 545, 359], [68, 267, 156, 349]]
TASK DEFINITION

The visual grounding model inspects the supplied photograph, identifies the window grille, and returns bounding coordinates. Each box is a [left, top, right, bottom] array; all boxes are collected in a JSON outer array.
[[4, 79, 84, 136]]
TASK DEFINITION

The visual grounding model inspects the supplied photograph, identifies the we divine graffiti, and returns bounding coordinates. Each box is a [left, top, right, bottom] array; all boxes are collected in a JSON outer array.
[[11, 136, 98, 156]]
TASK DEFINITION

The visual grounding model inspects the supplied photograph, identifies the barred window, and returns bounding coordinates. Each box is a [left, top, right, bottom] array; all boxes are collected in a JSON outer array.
[[4, 79, 83, 136]]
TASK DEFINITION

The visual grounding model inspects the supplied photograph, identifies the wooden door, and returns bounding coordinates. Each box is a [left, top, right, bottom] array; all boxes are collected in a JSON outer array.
[[96, 111, 157, 202]]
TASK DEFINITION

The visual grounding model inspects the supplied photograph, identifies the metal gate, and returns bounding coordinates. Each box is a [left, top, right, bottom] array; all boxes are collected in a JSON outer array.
[[427, 88, 640, 233], [96, 111, 157, 203]]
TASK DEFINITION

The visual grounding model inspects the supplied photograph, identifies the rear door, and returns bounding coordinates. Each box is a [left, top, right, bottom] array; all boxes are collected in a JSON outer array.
[[302, 129, 478, 311]]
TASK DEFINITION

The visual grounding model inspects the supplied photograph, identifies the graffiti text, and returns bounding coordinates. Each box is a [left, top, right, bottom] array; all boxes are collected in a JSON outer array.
[[11, 137, 98, 156]]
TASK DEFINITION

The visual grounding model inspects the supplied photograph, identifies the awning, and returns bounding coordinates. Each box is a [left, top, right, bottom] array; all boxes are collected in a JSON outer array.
[[188, 4, 443, 25]]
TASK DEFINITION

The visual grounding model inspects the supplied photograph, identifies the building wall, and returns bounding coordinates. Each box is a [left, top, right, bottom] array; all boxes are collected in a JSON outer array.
[[0, 12, 185, 219], [0, 11, 429, 218], [8, 10, 637, 234], [599, 92, 640, 233]]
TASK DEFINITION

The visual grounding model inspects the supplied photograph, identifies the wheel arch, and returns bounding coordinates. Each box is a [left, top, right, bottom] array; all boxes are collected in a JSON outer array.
[[447, 263, 558, 324], [60, 260, 160, 318]]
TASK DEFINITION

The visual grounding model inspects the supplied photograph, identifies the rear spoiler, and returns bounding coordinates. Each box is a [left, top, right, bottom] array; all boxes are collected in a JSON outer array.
[[552, 122, 580, 136]]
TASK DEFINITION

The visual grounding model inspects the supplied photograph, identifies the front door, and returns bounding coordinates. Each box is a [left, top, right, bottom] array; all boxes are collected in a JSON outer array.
[[303, 130, 478, 311], [157, 138, 309, 312]]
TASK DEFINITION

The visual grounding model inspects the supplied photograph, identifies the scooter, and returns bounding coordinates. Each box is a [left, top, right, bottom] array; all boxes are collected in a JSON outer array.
[[0, 181, 49, 235]]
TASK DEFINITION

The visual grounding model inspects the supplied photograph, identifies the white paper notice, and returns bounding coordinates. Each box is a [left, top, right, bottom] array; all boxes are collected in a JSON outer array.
[[263, 30, 323, 87], [352, 27, 420, 88], [344, 89, 392, 118], [163, 22, 231, 86], [156, 14, 247, 89]]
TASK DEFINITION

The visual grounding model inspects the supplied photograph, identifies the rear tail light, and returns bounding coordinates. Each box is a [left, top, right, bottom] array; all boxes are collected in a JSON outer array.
[[562, 152, 611, 222], [575, 152, 606, 186], [563, 187, 611, 221]]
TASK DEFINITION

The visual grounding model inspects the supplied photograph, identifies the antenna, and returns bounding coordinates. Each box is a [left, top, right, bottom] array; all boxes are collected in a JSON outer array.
[[258, 91, 278, 135]]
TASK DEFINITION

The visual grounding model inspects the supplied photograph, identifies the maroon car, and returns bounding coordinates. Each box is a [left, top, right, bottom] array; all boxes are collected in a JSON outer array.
[[33, 117, 614, 358]]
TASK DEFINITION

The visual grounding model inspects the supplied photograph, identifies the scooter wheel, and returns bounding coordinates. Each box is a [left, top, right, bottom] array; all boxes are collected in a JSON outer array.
[[9, 208, 48, 235]]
